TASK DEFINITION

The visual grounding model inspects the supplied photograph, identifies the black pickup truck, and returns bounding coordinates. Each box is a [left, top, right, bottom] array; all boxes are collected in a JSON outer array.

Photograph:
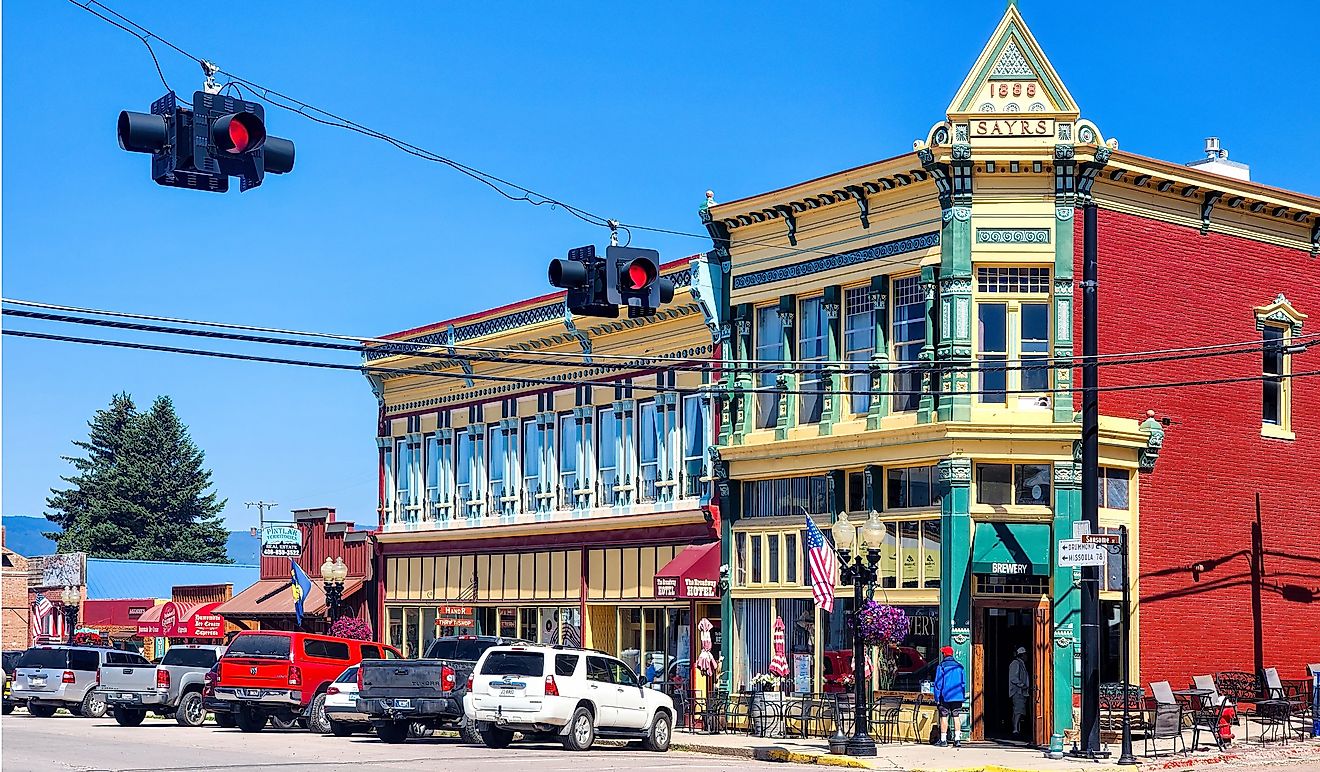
[[357, 635, 525, 744]]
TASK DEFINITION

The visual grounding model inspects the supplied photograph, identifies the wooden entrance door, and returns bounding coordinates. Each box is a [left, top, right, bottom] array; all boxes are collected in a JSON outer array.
[[971, 597, 1053, 746]]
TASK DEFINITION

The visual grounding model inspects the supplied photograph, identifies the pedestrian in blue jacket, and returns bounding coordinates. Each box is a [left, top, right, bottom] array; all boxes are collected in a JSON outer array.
[[932, 645, 967, 747]]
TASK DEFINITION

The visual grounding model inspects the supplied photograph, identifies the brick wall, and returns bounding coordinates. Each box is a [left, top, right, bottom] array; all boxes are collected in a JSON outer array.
[[2, 527, 32, 650], [1077, 207, 1320, 685]]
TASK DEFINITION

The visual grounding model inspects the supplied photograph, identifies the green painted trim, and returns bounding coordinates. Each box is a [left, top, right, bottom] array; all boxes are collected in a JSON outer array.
[[821, 285, 842, 436], [866, 275, 891, 429], [955, 27, 1070, 113], [1051, 462, 1081, 734], [937, 458, 973, 683], [719, 504, 734, 692]]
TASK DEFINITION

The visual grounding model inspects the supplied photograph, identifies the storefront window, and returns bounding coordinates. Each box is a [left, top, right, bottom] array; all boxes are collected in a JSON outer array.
[[922, 521, 942, 589], [421, 607, 438, 653], [387, 606, 402, 652], [900, 521, 920, 588], [403, 607, 420, 659]]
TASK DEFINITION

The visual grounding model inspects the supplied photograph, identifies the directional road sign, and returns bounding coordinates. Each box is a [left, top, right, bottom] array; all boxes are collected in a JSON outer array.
[[1057, 539, 1107, 567]]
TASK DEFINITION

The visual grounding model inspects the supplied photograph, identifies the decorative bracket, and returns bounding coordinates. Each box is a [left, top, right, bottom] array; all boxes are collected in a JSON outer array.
[[1311, 218, 1320, 257], [1200, 191, 1223, 236], [1138, 410, 1165, 472], [775, 205, 798, 246], [562, 306, 592, 362], [846, 185, 871, 229], [444, 324, 475, 387], [918, 148, 953, 212]]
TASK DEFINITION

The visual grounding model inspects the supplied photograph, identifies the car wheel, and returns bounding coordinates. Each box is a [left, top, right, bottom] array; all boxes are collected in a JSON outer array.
[[478, 721, 514, 749], [561, 707, 595, 752], [328, 719, 356, 737], [213, 712, 236, 728], [175, 692, 206, 727], [113, 707, 147, 727], [376, 720, 409, 744], [235, 707, 267, 732], [78, 690, 107, 719], [270, 714, 301, 730], [306, 694, 331, 734], [458, 715, 482, 744], [408, 722, 434, 738], [27, 704, 57, 718], [643, 711, 672, 752]]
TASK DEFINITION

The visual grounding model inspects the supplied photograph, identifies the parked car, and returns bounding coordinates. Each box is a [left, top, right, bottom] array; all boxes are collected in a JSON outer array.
[[10, 645, 142, 718], [3, 650, 25, 714], [101, 644, 225, 727], [200, 660, 236, 728], [322, 665, 370, 736], [211, 631, 398, 733], [357, 634, 523, 744], [464, 644, 674, 752]]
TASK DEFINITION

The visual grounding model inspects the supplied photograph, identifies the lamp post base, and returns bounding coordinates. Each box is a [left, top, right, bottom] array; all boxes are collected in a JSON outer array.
[[845, 734, 877, 757]]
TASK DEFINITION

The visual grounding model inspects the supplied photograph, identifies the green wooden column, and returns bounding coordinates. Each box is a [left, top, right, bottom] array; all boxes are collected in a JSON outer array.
[[917, 265, 939, 423], [866, 276, 891, 429], [937, 457, 973, 666], [937, 145, 974, 423], [1051, 460, 1082, 734], [717, 475, 740, 693], [1052, 144, 1077, 422], [731, 303, 754, 443], [820, 286, 842, 436]]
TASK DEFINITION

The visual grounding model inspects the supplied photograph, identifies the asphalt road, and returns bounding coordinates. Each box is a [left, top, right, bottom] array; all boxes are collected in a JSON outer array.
[[1, 712, 809, 772]]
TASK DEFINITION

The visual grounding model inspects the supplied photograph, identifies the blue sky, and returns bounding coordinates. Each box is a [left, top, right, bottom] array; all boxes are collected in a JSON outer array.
[[4, 0, 1318, 533]]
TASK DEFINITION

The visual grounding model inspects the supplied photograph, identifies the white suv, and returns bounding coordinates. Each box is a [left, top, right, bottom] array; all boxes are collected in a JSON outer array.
[[464, 644, 674, 752]]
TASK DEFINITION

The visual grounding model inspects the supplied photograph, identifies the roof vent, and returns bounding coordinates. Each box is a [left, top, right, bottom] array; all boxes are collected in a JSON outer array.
[[1186, 136, 1250, 182]]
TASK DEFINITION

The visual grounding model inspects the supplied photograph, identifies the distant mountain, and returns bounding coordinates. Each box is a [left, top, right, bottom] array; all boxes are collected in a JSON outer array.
[[2, 516, 57, 557], [2, 515, 262, 565]]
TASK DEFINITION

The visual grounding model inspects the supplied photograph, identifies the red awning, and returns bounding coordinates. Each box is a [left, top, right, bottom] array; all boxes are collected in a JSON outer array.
[[136, 601, 225, 638], [654, 542, 721, 600]]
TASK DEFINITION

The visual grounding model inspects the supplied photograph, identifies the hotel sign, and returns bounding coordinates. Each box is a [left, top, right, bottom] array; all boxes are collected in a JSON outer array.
[[654, 576, 718, 600], [970, 118, 1055, 138]]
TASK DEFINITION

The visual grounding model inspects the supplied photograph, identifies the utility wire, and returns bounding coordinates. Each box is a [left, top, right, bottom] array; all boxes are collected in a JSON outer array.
[[3, 307, 1308, 379], [65, 0, 931, 263], [4, 296, 1312, 370], [5, 327, 1314, 400]]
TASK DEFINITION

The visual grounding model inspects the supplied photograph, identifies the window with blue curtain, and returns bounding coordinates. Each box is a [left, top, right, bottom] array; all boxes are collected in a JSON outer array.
[[892, 276, 926, 412], [844, 286, 874, 415], [522, 418, 541, 512], [598, 407, 618, 506], [638, 401, 659, 503], [559, 413, 579, 510], [798, 296, 827, 424], [455, 432, 472, 517], [681, 395, 707, 498], [755, 306, 783, 429], [488, 426, 507, 515]]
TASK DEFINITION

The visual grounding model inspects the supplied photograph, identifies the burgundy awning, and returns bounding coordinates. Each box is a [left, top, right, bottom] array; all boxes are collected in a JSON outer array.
[[654, 542, 720, 600]]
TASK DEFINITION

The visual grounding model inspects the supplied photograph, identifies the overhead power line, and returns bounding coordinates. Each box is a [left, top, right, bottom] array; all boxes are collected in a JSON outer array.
[[6, 326, 1315, 400], [5, 297, 1308, 371]]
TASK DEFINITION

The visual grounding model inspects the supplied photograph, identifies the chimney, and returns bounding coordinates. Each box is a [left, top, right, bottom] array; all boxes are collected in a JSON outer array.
[[1186, 136, 1250, 181]]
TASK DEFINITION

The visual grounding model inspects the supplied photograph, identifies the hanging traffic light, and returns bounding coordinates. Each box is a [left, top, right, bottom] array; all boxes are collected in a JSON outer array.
[[548, 245, 618, 318], [605, 246, 675, 318], [117, 91, 295, 193]]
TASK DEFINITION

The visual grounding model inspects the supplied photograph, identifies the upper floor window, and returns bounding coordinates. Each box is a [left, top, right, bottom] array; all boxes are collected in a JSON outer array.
[[522, 418, 543, 512], [892, 276, 925, 412], [887, 465, 941, 509], [638, 400, 660, 503], [425, 433, 452, 521], [976, 462, 1051, 506], [844, 286, 874, 416], [681, 394, 707, 498], [382, 443, 395, 513], [559, 413, 580, 510], [755, 305, 784, 429], [798, 296, 828, 424], [395, 437, 421, 521], [975, 267, 1052, 404], [598, 407, 619, 506], [489, 426, 511, 515], [1253, 294, 1305, 438], [455, 432, 474, 516], [741, 475, 829, 518], [1098, 467, 1129, 510]]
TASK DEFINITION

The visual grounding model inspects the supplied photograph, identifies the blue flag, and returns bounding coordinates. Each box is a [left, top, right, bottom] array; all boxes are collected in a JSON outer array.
[[290, 559, 312, 626]]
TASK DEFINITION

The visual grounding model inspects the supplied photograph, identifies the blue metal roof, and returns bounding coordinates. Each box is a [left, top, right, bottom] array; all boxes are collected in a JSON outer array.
[[85, 558, 260, 600]]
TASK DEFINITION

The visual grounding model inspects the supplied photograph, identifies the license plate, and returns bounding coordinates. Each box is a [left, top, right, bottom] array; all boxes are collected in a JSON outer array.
[[242, 689, 262, 699], [500, 689, 514, 697], [392, 699, 412, 709], [30, 678, 46, 688], [120, 693, 135, 701]]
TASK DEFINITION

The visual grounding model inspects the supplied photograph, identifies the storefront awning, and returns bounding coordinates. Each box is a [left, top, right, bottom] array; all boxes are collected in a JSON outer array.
[[212, 577, 363, 619], [654, 542, 720, 600], [136, 601, 226, 638], [971, 522, 1051, 576]]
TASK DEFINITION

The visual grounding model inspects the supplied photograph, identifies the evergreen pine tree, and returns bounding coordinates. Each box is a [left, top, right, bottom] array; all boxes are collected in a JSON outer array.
[[45, 393, 231, 563]]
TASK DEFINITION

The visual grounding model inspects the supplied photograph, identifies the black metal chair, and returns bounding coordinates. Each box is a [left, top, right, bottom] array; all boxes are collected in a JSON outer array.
[[1190, 698, 1230, 752], [830, 693, 855, 737], [871, 695, 904, 743], [1144, 702, 1186, 757], [905, 692, 928, 743], [700, 690, 729, 734], [723, 692, 752, 734]]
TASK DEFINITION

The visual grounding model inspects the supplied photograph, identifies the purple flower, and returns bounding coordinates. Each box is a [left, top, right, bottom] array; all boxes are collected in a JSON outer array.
[[853, 602, 910, 647], [329, 616, 374, 641]]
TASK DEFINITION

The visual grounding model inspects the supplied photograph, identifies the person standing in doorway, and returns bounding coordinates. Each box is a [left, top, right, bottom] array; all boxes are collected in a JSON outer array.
[[1009, 646, 1030, 736], [933, 645, 967, 748]]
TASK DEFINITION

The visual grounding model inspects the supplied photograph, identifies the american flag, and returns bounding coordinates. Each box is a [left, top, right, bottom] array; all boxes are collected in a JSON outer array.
[[805, 515, 837, 612], [31, 594, 55, 643]]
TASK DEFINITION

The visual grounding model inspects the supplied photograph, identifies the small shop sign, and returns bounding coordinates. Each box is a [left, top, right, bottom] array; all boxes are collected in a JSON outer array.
[[261, 524, 303, 557], [435, 605, 474, 628]]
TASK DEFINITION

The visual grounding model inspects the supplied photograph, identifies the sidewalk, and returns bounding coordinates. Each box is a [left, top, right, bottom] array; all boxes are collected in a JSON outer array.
[[669, 730, 1320, 771]]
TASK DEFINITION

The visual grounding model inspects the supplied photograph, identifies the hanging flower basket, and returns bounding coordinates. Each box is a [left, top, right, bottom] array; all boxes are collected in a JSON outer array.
[[854, 602, 909, 647], [329, 616, 373, 641]]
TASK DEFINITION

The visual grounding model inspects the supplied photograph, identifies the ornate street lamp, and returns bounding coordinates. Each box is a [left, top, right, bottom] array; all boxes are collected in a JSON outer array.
[[60, 585, 80, 645], [320, 556, 348, 625], [830, 512, 885, 757]]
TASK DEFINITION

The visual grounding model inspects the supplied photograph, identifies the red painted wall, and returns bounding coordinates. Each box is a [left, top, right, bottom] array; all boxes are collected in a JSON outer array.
[[1078, 207, 1320, 685]]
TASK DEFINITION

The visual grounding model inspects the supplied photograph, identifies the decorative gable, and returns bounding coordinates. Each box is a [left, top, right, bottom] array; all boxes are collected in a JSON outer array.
[[946, 4, 1079, 121], [1254, 293, 1307, 333]]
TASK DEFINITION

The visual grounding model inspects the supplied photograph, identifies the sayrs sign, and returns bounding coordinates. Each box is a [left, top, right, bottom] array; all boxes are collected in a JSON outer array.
[[970, 118, 1055, 138]]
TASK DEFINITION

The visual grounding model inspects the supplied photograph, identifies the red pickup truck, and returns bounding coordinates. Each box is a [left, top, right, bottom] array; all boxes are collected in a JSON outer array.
[[210, 630, 398, 732]]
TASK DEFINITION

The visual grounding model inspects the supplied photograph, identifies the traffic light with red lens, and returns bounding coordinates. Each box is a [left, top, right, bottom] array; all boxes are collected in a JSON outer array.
[[117, 91, 295, 193], [605, 246, 675, 318], [548, 245, 619, 319]]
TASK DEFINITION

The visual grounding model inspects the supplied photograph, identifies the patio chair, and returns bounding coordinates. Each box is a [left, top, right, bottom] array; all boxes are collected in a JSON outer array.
[[1308, 664, 1320, 678], [871, 695, 904, 743], [1150, 681, 1177, 705], [700, 691, 729, 734], [748, 694, 784, 738], [1189, 696, 1231, 752], [724, 693, 752, 733], [1262, 667, 1309, 705], [1193, 675, 1233, 707], [830, 693, 856, 737], [1144, 702, 1186, 757], [782, 696, 814, 738], [906, 692, 929, 742]]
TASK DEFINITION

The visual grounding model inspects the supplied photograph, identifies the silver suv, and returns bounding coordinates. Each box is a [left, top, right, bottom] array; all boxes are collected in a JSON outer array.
[[11, 645, 143, 718]]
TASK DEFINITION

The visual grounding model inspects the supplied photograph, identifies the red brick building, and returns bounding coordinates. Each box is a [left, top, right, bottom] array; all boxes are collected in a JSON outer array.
[[1, 527, 30, 651]]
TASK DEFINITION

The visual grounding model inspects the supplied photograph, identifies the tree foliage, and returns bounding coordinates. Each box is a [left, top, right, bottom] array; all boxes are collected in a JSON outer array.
[[46, 393, 231, 563]]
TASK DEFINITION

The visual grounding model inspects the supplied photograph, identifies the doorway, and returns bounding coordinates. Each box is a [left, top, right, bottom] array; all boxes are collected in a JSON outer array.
[[971, 598, 1052, 746]]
